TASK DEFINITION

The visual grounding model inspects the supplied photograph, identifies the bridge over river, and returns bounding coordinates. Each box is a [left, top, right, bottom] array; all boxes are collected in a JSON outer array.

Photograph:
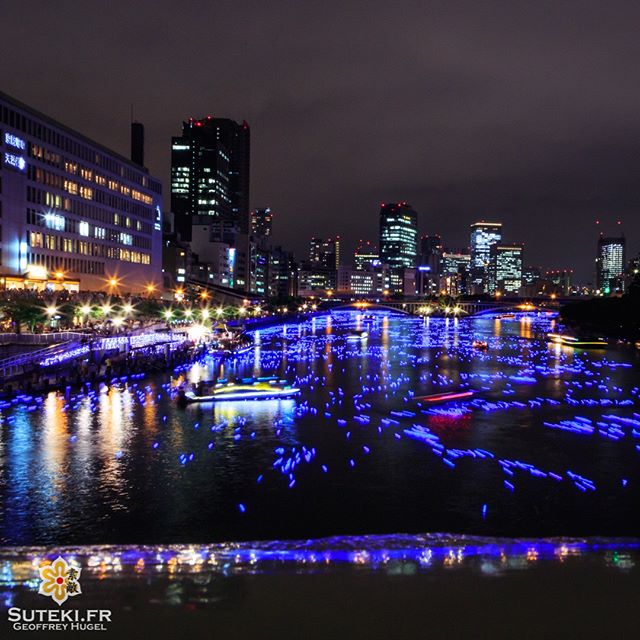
[[324, 297, 561, 316]]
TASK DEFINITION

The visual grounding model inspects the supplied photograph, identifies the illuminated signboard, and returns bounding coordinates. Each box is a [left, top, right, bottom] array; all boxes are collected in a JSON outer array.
[[4, 132, 26, 150], [4, 152, 26, 172]]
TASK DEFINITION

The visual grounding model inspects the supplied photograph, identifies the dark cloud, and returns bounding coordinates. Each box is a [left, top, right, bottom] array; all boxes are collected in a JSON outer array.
[[2, 0, 640, 280]]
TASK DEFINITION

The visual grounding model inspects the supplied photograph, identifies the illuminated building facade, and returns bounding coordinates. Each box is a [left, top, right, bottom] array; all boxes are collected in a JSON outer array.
[[0, 91, 162, 293], [489, 243, 523, 294], [171, 117, 250, 239], [470, 221, 502, 293], [309, 236, 340, 270], [297, 268, 336, 296], [171, 116, 251, 291], [596, 235, 625, 295], [440, 251, 470, 296], [337, 265, 387, 296], [379, 202, 417, 293]]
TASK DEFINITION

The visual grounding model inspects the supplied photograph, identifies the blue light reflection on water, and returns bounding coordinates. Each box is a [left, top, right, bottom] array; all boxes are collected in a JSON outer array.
[[1, 310, 640, 545]]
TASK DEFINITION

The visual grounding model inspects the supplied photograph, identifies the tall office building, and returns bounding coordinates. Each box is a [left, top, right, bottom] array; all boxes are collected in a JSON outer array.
[[440, 251, 471, 296], [379, 202, 418, 293], [596, 235, 626, 294], [470, 221, 502, 293], [309, 237, 323, 265], [269, 246, 297, 300], [309, 236, 340, 270], [171, 116, 250, 290], [0, 91, 162, 293], [251, 207, 273, 238], [419, 235, 443, 275], [489, 243, 523, 294], [171, 117, 249, 240]]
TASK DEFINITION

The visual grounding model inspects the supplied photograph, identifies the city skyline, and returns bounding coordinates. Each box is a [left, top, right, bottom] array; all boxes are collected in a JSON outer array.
[[2, 4, 640, 636], [2, 1, 640, 280]]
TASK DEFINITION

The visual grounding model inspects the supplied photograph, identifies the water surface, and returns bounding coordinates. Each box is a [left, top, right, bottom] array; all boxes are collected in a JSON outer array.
[[1, 310, 639, 545]]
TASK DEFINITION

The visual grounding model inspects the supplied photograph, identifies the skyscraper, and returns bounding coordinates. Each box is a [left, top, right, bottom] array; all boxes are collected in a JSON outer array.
[[419, 235, 443, 276], [170, 116, 250, 242], [440, 251, 470, 296], [251, 207, 273, 238], [309, 237, 340, 270], [379, 202, 418, 293], [470, 222, 502, 293], [596, 235, 626, 295], [489, 243, 523, 294], [309, 237, 323, 266]]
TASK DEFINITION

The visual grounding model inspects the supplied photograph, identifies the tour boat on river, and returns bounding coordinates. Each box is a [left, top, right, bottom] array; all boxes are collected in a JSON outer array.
[[179, 376, 301, 403], [547, 333, 608, 348]]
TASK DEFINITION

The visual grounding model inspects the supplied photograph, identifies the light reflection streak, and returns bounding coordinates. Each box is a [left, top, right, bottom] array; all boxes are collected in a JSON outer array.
[[0, 536, 638, 590]]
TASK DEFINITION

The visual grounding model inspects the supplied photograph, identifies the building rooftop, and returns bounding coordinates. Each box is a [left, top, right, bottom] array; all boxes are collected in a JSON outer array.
[[0, 89, 151, 175]]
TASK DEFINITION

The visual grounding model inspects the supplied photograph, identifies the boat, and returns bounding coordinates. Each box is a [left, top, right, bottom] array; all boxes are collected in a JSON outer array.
[[208, 331, 253, 357], [496, 313, 515, 320], [414, 390, 475, 403], [472, 340, 488, 350], [346, 330, 369, 341], [179, 377, 301, 403], [547, 333, 608, 348]]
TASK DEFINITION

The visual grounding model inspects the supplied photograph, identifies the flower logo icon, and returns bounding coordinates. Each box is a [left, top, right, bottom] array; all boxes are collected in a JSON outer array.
[[38, 556, 82, 605]]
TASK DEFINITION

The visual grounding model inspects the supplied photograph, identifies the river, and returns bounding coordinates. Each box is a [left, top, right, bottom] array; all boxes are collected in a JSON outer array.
[[1, 310, 639, 546]]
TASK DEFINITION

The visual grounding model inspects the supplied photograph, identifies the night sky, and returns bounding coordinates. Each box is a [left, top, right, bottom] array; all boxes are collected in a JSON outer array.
[[2, 0, 640, 281]]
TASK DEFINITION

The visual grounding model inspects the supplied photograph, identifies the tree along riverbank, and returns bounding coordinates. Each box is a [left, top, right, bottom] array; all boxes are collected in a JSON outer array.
[[560, 277, 640, 342]]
